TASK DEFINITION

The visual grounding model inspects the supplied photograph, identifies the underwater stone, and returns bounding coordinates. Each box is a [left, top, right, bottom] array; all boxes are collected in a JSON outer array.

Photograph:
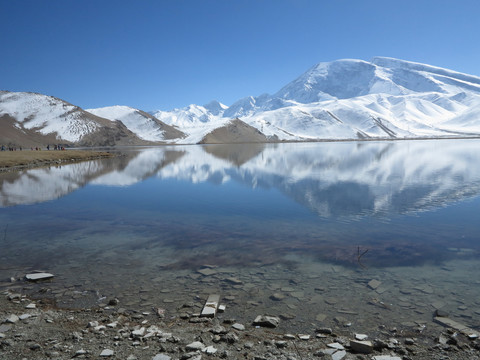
[[368, 279, 381, 290]]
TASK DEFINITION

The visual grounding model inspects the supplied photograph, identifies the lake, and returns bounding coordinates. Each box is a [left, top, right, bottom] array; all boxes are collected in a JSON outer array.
[[1, 139, 479, 335]]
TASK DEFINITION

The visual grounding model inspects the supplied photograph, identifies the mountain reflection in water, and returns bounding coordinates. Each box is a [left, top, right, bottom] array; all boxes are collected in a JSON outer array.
[[1, 139, 480, 269]]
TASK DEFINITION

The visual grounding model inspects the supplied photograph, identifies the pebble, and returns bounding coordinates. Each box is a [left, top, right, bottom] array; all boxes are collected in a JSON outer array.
[[232, 323, 245, 331], [25, 303, 36, 309], [186, 341, 205, 351], [355, 333, 368, 340], [327, 342, 345, 350], [253, 315, 280, 328], [203, 345, 217, 354], [100, 349, 114, 357], [349, 339, 373, 354]]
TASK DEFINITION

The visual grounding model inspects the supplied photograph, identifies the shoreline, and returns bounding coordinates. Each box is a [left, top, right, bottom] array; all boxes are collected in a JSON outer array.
[[1, 289, 479, 360], [0, 149, 116, 173]]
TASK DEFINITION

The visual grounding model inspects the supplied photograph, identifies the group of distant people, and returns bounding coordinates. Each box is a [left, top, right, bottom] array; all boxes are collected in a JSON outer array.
[[1, 145, 22, 151], [46, 144, 65, 151], [0, 144, 66, 151]]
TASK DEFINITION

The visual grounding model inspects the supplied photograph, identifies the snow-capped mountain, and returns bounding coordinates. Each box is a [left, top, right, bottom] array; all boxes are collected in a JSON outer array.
[[148, 57, 480, 142], [2, 57, 480, 146], [0, 91, 146, 146], [86, 105, 185, 142]]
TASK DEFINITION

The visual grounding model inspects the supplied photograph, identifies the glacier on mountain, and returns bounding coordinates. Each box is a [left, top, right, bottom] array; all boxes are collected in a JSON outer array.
[[147, 56, 480, 142]]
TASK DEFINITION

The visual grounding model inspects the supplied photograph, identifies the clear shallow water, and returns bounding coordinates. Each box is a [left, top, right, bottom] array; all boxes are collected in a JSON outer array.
[[1, 140, 479, 334]]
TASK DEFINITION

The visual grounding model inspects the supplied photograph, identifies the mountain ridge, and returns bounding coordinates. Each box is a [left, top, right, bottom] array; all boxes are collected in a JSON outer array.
[[1, 57, 480, 146]]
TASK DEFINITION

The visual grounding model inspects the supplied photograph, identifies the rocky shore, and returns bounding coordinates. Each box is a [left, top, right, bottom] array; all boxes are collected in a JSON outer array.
[[1, 288, 479, 360]]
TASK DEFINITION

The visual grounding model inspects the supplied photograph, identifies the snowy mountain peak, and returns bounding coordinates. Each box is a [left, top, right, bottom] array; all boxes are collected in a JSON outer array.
[[203, 100, 228, 115]]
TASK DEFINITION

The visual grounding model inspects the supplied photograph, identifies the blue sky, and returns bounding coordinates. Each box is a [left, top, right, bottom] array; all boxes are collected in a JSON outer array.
[[1, 0, 479, 111]]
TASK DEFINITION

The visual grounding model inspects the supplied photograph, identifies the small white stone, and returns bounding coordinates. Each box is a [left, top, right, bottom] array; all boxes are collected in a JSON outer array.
[[75, 349, 87, 356], [131, 327, 146, 337], [25, 273, 54, 281], [203, 345, 217, 354], [327, 342, 345, 350], [355, 333, 368, 340], [186, 341, 206, 351], [19, 314, 31, 320], [0, 333, 5, 339], [100, 349, 114, 357], [25, 303, 36, 309], [232, 323, 245, 331], [298, 334, 310, 340], [218, 304, 226, 312]]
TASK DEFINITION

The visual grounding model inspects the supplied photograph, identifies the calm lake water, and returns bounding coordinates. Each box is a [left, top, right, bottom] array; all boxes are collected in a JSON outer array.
[[1, 139, 479, 334]]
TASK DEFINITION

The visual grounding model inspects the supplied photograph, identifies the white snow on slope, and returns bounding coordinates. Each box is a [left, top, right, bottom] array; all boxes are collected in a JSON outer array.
[[86, 105, 167, 142], [0, 92, 99, 142]]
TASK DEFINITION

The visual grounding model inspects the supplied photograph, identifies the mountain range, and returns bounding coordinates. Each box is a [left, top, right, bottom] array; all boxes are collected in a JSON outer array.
[[1, 57, 480, 147]]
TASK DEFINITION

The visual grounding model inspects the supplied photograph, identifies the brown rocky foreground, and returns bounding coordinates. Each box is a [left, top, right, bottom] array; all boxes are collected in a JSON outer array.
[[1, 290, 479, 360], [0, 149, 115, 172]]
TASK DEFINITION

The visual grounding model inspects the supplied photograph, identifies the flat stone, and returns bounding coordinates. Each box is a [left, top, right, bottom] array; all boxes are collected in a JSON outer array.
[[372, 356, 402, 360], [19, 314, 31, 320], [4, 314, 19, 324], [201, 294, 220, 318], [332, 350, 346, 360], [270, 293, 285, 301], [225, 277, 243, 285], [434, 316, 480, 338], [368, 279, 381, 290], [315, 313, 327, 322], [316, 327, 332, 334], [298, 334, 310, 340], [0, 333, 5, 339], [232, 323, 245, 331], [100, 349, 114, 357], [186, 341, 206, 351], [327, 342, 345, 350], [355, 333, 368, 340], [203, 345, 217, 354], [253, 315, 280, 328], [0, 324, 12, 333], [25, 273, 54, 281], [197, 268, 217, 276], [25, 303, 36, 309], [218, 304, 226, 313], [152, 355, 171, 360], [349, 340, 373, 354]]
